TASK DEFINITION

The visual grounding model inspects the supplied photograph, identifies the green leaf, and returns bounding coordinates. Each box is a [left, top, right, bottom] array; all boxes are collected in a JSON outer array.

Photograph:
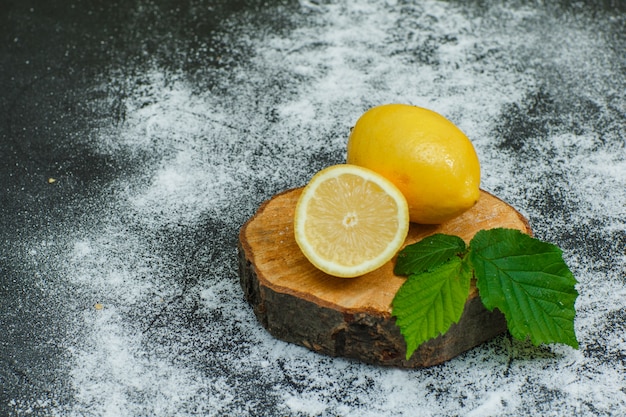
[[469, 228, 579, 348], [392, 256, 472, 359], [394, 233, 467, 276]]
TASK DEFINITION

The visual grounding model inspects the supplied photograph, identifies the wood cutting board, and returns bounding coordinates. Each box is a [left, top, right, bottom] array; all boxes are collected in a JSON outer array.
[[238, 188, 531, 368]]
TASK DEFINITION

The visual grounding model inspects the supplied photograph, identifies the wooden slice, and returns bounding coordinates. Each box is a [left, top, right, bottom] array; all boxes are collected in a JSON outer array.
[[238, 188, 531, 368]]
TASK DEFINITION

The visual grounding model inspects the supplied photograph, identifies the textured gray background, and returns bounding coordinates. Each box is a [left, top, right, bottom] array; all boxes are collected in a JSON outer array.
[[1, 0, 625, 415]]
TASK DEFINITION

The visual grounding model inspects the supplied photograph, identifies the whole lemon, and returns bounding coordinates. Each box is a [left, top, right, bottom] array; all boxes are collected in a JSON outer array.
[[346, 104, 481, 224]]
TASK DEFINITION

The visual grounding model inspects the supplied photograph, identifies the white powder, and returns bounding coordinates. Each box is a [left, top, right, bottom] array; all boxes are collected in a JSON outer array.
[[13, 1, 624, 416]]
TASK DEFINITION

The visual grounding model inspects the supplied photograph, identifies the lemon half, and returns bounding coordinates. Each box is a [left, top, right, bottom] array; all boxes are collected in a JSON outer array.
[[294, 164, 410, 278]]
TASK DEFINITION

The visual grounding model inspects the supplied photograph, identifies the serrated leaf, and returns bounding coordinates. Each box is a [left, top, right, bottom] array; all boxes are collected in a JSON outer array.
[[469, 228, 578, 348], [394, 233, 467, 276], [392, 257, 472, 359]]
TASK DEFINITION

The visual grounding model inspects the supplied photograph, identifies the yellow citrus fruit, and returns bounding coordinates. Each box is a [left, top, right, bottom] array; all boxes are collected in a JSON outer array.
[[346, 104, 481, 224], [294, 164, 409, 278]]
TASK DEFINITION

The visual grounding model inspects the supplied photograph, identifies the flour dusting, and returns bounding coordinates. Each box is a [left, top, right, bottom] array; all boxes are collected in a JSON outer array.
[[8, 1, 624, 416]]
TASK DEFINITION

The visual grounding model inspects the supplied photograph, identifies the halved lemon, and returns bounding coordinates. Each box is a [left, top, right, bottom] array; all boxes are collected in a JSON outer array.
[[294, 164, 410, 278]]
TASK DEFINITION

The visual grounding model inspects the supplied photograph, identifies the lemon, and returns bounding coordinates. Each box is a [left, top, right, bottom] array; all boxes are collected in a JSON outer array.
[[346, 104, 481, 224], [294, 164, 410, 278]]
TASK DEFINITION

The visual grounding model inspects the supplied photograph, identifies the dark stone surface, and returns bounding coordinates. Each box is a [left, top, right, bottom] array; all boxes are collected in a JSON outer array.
[[1, 0, 624, 415]]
